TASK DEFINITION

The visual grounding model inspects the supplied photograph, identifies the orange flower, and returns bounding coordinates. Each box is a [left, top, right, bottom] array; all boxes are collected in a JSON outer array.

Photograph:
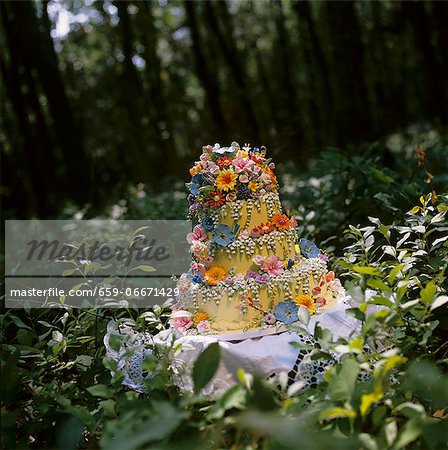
[[216, 169, 237, 192], [207, 190, 226, 207], [204, 266, 227, 285], [271, 213, 291, 230], [189, 163, 202, 176], [295, 294, 316, 315], [193, 312, 208, 325], [217, 156, 233, 167], [326, 271, 335, 283], [259, 222, 274, 234], [264, 167, 277, 183]]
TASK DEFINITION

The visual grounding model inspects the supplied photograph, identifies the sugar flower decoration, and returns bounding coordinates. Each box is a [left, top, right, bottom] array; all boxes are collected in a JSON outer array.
[[197, 320, 211, 334], [201, 217, 215, 231], [295, 294, 316, 315], [207, 190, 225, 207], [169, 310, 193, 333], [190, 173, 205, 196], [216, 169, 238, 192], [261, 256, 284, 277], [212, 224, 238, 247], [203, 266, 227, 285], [265, 313, 277, 325], [274, 301, 298, 325], [299, 238, 320, 259], [187, 224, 206, 244]]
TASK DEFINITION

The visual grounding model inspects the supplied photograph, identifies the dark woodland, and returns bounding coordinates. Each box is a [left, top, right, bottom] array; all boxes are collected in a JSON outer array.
[[1, 0, 447, 217]]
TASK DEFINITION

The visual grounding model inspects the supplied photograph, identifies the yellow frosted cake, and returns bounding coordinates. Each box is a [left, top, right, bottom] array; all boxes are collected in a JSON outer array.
[[170, 143, 345, 335]]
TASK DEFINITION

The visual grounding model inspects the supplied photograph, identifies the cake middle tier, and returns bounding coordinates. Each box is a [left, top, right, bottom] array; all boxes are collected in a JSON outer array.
[[205, 191, 283, 232], [209, 228, 297, 274]]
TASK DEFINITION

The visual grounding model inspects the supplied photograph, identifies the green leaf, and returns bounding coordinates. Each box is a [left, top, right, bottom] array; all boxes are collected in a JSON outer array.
[[86, 384, 114, 399], [192, 342, 221, 393], [298, 305, 310, 325], [430, 295, 448, 311], [353, 266, 382, 276], [421, 280, 437, 304], [328, 358, 360, 402], [133, 265, 156, 273], [393, 402, 426, 419], [393, 420, 422, 449]]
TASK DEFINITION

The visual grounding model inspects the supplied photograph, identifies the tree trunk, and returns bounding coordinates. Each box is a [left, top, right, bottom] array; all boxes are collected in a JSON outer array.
[[204, 0, 260, 142], [185, 1, 228, 140], [324, 1, 372, 146]]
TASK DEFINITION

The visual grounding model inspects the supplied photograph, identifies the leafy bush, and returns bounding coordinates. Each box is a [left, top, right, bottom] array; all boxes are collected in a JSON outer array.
[[2, 134, 448, 449]]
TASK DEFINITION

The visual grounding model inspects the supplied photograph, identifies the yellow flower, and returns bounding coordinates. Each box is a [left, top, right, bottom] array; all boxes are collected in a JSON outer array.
[[193, 312, 208, 325], [235, 149, 249, 159], [248, 180, 259, 191], [204, 266, 227, 285], [295, 294, 316, 314], [216, 169, 237, 192]]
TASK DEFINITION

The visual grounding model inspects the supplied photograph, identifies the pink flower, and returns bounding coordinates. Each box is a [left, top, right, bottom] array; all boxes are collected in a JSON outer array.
[[187, 224, 206, 244], [261, 256, 284, 277], [265, 313, 277, 325], [206, 161, 220, 174], [252, 255, 265, 266], [233, 157, 255, 173], [290, 216, 298, 228], [190, 240, 206, 257], [203, 256, 214, 267], [197, 320, 211, 334], [239, 174, 249, 183], [191, 262, 206, 275], [226, 192, 237, 202], [169, 311, 193, 333]]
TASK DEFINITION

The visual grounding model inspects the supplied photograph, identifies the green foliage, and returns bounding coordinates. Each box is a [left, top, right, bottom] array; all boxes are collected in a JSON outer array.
[[2, 147, 448, 449]]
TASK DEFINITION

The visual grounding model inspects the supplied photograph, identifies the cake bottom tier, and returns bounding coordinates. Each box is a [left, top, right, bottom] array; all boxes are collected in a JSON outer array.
[[180, 269, 344, 333]]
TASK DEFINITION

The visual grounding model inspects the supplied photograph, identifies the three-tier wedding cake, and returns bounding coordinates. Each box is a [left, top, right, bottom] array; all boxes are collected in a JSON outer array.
[[170, 143, 344, 335]]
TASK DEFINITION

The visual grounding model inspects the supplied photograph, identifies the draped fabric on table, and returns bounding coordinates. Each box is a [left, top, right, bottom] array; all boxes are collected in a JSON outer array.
[[104, 300, 381, 397]]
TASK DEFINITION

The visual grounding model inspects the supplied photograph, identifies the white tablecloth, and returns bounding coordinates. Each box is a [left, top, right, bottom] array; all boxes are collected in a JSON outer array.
[[104, 300, 371, 396]]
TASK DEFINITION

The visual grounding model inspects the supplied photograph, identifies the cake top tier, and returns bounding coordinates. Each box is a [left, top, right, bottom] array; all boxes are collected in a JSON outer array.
[[187, 142, 278, 220]]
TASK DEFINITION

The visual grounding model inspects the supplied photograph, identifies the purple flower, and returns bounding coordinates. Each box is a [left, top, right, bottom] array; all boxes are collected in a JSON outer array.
[[245, 270, 270, 283]]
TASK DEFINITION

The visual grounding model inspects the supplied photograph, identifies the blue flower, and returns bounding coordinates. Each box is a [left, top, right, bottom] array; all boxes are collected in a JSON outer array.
[[192, 275, 205, 285], [212, 224, 236, 247], [202, 217, 215, 231], [190, 174, 205, 196], [299, 238, 320, 259], [253, 147, 260, 154], [287, 258, 294, 269], [274, 301, 299, 325]]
